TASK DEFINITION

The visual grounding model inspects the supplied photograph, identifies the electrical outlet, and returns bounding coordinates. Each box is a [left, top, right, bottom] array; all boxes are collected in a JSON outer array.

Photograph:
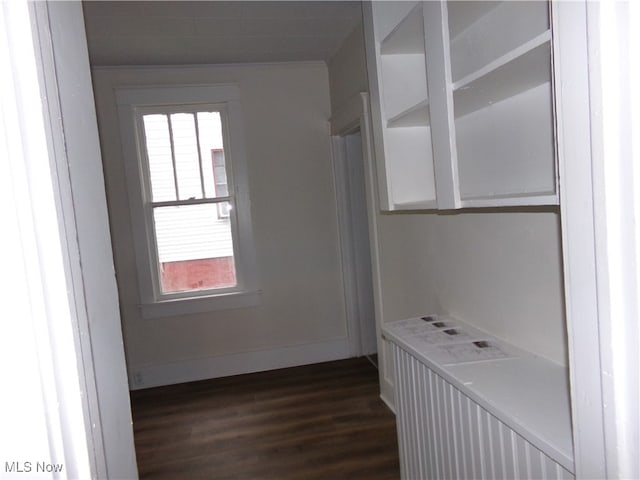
[[133, 371, 143, 386]]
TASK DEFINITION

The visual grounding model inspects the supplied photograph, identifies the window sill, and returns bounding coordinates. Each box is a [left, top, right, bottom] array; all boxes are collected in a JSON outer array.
[[139, 289, 262, 319]]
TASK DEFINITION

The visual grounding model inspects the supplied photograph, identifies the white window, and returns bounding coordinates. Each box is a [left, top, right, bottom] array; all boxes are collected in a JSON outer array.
[[116, 85, 259, 318]]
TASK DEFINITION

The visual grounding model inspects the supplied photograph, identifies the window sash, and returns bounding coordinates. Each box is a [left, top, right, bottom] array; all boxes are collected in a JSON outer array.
[[139, 108, 229, 203], [150, 197, 232, 208], [135, 105, 240, 301]]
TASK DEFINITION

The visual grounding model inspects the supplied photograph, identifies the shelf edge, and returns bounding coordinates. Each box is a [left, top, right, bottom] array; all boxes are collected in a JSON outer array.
[[386, 99, 430, 128], [380, 3, 424, 55], [453, 30, 552, 91]]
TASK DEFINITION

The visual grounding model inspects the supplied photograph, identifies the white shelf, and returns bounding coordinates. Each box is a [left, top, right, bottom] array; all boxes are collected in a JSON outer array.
[[453, 32, 552, 118], [447, 1, 501, 40], [448, 1, 550, 83], [384, 127, 437, 209], [383, 315, 574, 473], [387, 100, 430, 128], [391, 199, 437, 211], [380, 53, 428, 121], [459, 192, 558, 208], [380, 4, 424, 55], [455, 81, 557, 202]]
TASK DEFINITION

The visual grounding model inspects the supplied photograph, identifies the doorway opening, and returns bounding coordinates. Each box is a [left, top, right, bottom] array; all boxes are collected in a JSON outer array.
[[333, 129, 378, 363]]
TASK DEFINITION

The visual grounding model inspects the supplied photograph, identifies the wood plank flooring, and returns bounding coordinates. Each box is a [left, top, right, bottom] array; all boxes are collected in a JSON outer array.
[[130, 357, 400, 479]]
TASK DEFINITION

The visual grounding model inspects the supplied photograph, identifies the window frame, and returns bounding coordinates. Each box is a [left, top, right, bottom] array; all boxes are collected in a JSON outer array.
[[116, 84, 260, 318]]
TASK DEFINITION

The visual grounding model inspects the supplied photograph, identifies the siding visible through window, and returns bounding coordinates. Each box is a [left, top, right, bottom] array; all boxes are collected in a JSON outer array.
[[141, 110, 235, 293]]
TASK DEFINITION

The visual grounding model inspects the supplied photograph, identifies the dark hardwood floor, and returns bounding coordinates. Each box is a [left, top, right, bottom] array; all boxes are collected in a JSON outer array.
[[130, 357, 400, 479]]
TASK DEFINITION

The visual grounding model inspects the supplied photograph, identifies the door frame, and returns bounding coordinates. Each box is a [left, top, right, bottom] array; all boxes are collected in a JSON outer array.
[[555, 2, 639, 477], [331, 130, 377, 357], [27, 2, 138, 478], [330, 92, 394, 405]]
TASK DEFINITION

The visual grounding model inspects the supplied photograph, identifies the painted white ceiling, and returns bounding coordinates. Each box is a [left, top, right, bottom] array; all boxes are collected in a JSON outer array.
[[83, 1, 363, 66]]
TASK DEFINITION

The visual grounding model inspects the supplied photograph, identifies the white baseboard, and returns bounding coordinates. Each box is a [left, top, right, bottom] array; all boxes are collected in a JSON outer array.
[[128, 338, 351, 390], [380, 389, 395, 415]]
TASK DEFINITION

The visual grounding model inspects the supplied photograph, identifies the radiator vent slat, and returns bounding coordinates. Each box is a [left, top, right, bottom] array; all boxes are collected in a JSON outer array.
[[391, 344, 575, 480]]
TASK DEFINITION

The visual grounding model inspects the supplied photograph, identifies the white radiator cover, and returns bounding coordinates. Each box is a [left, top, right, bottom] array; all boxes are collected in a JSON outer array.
[[391, 344, 574, 480]]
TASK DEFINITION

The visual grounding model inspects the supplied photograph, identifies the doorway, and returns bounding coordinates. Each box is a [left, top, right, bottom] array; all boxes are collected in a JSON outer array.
[[333, 129, 377, 360]]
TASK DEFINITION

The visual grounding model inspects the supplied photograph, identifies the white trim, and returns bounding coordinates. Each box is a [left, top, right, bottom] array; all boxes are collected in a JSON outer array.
[[36, 3, 139, 478], [358, 93, 396, 408], [93, 61, 327, 72], [140, 289, 262, 319], [554, 2, 606, 477], [331, 92, 379, 359], [332, 129, 378, 358], [26, 4, 103, 477], [379, 391, 396, 416], [129, 338, 351, 390], [117, 83, 259, 315], [330, 92, 395, 408], [331, 134, 361, 357], [2, 1, 136, 479], [115, 84, 240, 106], [586, 2, 640, 477], [554, 1, 640, 477], [362, 3, 392, 211], [555, 2, 608, 476], [329, 92, 369, 135], [1, 2, 92, 477]]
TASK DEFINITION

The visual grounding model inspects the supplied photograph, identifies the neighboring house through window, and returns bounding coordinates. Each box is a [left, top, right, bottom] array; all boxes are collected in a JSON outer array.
[[116, 85, 259, 318], [211, 148, 231, 218]]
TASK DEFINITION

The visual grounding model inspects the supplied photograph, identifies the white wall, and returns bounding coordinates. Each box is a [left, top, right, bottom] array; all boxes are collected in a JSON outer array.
[[426, 211, 567, 365], [371, 183, 567, 402], [92, 63, 350, 388], [328, 22, 368, 116], [372, 201, 567, 368]]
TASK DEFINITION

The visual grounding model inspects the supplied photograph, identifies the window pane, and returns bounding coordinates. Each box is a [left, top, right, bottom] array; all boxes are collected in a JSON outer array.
[[153, 203, 236, 293], [196, 112, 227, 198], [171, 113, 203, 200], [143, 114, 176, 202], [212, 149, 229, 198]]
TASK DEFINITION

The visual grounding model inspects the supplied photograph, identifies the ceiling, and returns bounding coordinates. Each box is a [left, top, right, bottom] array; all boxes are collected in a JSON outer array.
[[82, 1, 363, 66]]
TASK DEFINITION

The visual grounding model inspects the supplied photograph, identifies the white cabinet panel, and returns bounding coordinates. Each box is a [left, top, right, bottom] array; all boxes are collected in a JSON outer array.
[[456, 83, 556, 204], [364, 1, 558, 211], [364, 2, 437, 211]]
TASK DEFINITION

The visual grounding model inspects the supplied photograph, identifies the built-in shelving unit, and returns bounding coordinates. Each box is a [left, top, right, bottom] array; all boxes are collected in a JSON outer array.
[[364, 0, 558, 211], [448, 1, 551, 83], [449, 1, 556, 206], [387, 100, 430, 128], [452, 33, 552, 118], [365, 2, 437, 210]]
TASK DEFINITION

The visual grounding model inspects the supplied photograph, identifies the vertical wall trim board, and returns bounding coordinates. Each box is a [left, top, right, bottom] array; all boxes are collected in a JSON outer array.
[[330, 135, 360, 357], [333, 92, 394, 406], [29, 2, 137, 478]]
